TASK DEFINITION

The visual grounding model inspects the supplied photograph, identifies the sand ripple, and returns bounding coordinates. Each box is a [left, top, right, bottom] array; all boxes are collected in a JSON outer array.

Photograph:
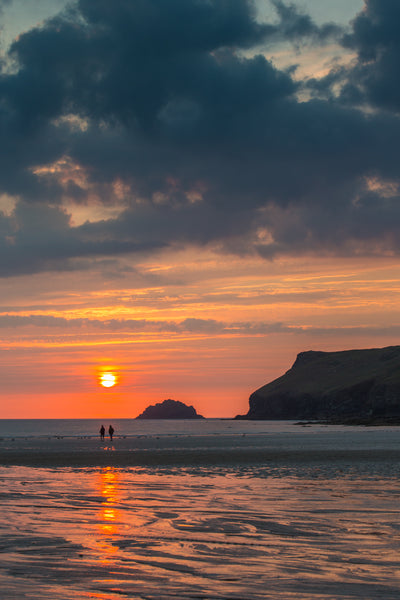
[[1, 464, 400, 599]]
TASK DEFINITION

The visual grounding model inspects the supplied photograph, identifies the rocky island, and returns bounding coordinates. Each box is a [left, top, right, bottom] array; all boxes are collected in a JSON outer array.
[[136, 399, 204, 419], [237, 346, 400, 424]]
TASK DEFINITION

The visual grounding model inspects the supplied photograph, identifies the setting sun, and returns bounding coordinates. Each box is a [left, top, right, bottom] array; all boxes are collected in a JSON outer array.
[[99, 373, 117, 388]]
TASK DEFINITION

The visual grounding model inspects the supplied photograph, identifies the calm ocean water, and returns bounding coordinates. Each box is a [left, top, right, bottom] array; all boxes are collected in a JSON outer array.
[[1, 420, 400, 599], [0, 417, 319, 438]]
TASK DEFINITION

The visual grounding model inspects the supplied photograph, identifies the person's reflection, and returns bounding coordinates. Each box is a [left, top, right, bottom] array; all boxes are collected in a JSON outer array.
[[97, 467, 121, 558]]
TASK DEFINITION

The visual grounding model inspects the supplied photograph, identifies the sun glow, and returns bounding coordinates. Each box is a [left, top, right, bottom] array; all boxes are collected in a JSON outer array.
[[100, 372, 117, 388]]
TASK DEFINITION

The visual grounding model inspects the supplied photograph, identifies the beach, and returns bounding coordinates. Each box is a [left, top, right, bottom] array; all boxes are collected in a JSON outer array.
[[1, 420, 400, 599]]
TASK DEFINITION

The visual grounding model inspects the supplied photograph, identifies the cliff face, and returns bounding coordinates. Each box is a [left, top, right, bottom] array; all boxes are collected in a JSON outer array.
[[136, 399, 204, 419], [241, 346, 400, 421]]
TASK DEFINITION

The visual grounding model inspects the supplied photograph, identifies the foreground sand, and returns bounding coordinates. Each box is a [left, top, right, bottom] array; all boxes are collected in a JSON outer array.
[[1, 463, 400, 599], [1, 424, 400, 599]]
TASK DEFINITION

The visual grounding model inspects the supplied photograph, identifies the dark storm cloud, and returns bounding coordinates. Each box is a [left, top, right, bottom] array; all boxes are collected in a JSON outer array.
[[1, 0, 400, 276], [311, 0, 400, 113], [340, 0, 400, 112], [271, 1, 341, 43], [0, 201, 165, 277]]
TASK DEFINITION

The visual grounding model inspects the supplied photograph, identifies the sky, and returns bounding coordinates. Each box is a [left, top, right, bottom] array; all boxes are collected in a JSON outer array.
[[1, 0, 400, 419]]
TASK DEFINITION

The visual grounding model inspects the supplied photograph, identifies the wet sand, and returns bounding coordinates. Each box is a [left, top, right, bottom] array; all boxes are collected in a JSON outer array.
[[1, 464, 400, 599], [1, 425, 400, 599], [1, 424, 400, 467]]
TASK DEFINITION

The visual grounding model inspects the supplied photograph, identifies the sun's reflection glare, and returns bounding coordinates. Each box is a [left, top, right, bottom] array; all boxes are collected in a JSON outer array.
[[97, 467, 121, 558]]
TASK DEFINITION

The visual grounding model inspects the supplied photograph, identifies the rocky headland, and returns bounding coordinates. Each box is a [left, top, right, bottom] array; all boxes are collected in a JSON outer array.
[[237, 346, 400, 423], [136, 399, 204, 419]]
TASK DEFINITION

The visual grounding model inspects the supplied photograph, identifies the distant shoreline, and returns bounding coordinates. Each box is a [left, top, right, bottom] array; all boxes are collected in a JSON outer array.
[[295, 417, 400, 426]]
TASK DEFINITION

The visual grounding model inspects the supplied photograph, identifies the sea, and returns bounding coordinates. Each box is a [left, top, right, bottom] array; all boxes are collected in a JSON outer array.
[[0, 419, 400, 599]]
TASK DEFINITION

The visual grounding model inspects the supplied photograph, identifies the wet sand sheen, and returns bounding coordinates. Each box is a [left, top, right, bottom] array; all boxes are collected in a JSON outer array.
[[1, 423, 400, 599], [1, 463, 400, 599]]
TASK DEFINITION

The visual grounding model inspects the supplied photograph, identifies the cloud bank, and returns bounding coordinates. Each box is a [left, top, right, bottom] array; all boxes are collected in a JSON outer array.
[[2, 313, 397, 339], [1, 0, 400, 277]]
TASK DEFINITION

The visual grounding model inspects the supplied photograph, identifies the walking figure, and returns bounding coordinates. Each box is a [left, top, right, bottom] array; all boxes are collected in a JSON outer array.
[[109, 425, 114, 441], [100, 425, 105, 440]]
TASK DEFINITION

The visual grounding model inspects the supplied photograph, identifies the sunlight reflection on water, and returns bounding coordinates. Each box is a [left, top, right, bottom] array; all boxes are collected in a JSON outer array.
[[97, 467, 121, 557]]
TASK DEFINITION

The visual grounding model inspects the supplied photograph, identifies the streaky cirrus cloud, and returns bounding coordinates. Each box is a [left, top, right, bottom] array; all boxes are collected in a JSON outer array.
[[1, 0, 400, 277]]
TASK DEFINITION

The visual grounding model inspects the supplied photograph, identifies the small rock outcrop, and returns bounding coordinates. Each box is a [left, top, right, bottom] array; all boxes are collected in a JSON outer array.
[[237, 346, 400, 422], [136, 399, 204, 419]]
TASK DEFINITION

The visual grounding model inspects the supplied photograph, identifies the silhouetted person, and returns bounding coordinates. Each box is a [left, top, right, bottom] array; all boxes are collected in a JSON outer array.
[[109, 425, 114, 441], [100, 425, 105, 440]]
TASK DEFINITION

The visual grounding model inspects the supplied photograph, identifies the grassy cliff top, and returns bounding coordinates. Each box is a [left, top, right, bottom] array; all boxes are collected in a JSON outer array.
[[254, 346, 400, 398]]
